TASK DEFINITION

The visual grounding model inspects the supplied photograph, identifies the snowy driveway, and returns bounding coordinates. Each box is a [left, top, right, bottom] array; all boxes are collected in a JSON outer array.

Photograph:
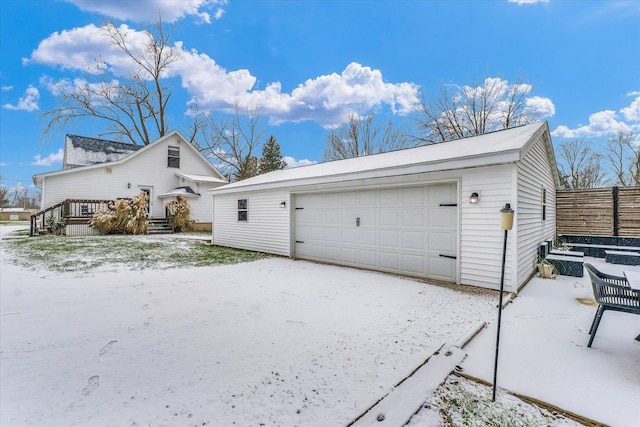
[[0, 252, 496, 426]]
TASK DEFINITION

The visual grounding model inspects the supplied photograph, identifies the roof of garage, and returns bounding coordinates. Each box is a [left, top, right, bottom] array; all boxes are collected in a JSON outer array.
[[212, 121, 556, 195]]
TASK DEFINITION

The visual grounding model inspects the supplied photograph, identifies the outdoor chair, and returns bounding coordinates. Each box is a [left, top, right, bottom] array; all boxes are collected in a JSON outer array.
[[584, 263, 640, 347]]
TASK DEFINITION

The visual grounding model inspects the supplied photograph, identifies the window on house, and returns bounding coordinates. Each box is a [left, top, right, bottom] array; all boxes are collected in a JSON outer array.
[[168, 146, 180, 168], [542, 187, 547, 221], [238, 199, 248, 221]]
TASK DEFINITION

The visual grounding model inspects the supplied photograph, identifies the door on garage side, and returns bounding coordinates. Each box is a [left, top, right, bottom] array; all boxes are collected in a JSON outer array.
[[294, 182, 458, 282]]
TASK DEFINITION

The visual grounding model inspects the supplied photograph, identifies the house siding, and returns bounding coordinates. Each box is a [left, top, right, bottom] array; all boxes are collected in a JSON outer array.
[[39, 135, 221, 223], [213, 189, 291, 256], [516, 134, 557, 288], [459, 164, 516, 291]]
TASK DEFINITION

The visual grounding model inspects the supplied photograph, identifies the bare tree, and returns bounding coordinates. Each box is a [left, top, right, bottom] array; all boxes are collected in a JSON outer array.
[[197, 107, 264, 181], [413, 77, 533, 144], [0, 181, 9, 209], [42, 18, 181, 145], [556, 140, 607, 189], [323, 113, 410, 161], [606, 131, 639, 186], [8, 185, 40, 209]]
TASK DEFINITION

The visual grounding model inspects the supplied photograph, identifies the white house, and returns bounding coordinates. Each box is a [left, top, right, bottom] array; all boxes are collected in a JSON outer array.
[[211, 122, 559, 293], [33, 131, 227, 232]]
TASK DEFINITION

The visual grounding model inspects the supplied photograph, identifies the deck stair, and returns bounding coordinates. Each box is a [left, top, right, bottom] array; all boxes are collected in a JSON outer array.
[[147, 218, 173, 234]]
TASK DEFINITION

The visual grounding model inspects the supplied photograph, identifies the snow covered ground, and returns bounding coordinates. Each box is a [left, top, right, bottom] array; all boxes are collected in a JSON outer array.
[[0, 226, 495, 426], [2, 225, 638, 426], [461, 258, 640, 427]]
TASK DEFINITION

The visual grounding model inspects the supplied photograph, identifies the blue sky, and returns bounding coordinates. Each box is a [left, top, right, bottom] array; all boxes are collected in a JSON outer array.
[[1, 0, 639, 194]]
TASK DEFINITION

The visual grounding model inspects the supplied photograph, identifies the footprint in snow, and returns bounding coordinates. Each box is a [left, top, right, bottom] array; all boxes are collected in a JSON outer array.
[[81, 375, 99, 396], [99, 340, 118, 356]]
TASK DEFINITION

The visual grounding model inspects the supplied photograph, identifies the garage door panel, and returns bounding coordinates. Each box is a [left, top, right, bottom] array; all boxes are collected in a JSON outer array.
[[324, 245, 341, 261], [403, 231, 424, 249], [429, 232, 455, 252], [380, 251, 400, 270], [325, 228, 340, 242], [325, 210, 340, 224], [403, 208, 424, 226], [358, 191, 376, 206], [340, 193, 357, 207], [309, 227, 325, 240], [359, 249, 377, 267], [359, 229, 377, 245], [403, 254, 425, 275], [340, 209, 358, 226], [341, 247, 358, 264], [429, 183, 456, 203], [342, 228, 358, 244], [380, 209, 399, 226], [358, 209, 376, 225], [295, 183, 457, 282], [380, 230, 399, 247], [379, 189, 399, 205], [310, 210, 325, 224], [403, 187, 424, 204], [429, 256, 456, 281], [429, 207, 455, 227]]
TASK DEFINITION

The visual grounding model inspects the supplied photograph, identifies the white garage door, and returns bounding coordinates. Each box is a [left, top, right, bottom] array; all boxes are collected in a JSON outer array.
[[294, 183, 458, 282]]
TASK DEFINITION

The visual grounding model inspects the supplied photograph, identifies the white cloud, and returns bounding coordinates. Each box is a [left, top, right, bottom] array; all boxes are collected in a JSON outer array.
[[620, 95, 640, 122], [2, 85, 40, 111], [552, 110, 633, 138], [64, 0, 226, 23], [32, 149, 64, 166], [552, 95, 640, 138], [27, 25, 420, 127], [283, 156, 317, 169], [1, 86, 13, 92], [182, 59, 420, 127], [524, 96, 556, 119], [508, 0, 549, 4], [25, 24, 148, 77]]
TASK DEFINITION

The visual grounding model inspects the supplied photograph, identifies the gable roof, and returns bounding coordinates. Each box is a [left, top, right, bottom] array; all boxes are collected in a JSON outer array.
[[34, 130, 226, 186], [64, 135, 143, 168], [212, 122, 556, 195], [175, 172, 228, 184]]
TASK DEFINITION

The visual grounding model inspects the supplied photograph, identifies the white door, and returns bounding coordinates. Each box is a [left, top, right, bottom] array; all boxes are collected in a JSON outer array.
[[138, 186, 153, 217], [294, 183, 458, 282]]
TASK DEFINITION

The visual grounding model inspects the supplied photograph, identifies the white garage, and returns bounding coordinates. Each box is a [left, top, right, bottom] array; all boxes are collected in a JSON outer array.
[[211, 122, 559, 293]]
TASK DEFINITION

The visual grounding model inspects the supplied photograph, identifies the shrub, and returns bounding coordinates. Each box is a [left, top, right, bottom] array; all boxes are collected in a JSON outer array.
[[90, 192, 148, 234], [46, 215, 66, 235], [165, 195, 194, 232]]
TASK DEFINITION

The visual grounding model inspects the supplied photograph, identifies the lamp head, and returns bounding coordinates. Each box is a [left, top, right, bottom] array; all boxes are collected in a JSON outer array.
[[500, 203, 514, 231]]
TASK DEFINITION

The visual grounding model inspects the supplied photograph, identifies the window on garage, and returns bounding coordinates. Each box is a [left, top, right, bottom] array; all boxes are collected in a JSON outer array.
[[238, 199, 248, 221]]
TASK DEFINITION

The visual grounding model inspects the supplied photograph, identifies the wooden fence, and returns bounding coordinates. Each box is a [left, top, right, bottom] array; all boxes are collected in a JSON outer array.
[[556, 186, 640, 236]]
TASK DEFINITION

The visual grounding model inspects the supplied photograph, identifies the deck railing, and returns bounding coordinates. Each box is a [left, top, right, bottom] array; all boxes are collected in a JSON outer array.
[[30, 199, 112, 236]]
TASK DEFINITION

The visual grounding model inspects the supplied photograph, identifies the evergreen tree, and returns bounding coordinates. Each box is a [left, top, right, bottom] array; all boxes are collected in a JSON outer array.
[[259, 135, 287, 174]]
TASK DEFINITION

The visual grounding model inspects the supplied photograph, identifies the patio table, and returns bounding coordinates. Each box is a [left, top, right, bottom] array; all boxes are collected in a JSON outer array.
[[624, 271, 640, 290], [623, 271, 640, 341]]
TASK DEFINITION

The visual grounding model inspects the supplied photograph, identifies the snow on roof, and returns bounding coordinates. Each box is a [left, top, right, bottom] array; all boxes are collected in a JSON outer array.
[[212, 122, 549, 194], [158, 186, 201, 198], [65, 135, 143, 168], [175, 172, 228, 184]]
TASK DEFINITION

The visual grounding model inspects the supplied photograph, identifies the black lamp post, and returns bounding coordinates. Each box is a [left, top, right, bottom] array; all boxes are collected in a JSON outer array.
[[492, 203, 514, 402]]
